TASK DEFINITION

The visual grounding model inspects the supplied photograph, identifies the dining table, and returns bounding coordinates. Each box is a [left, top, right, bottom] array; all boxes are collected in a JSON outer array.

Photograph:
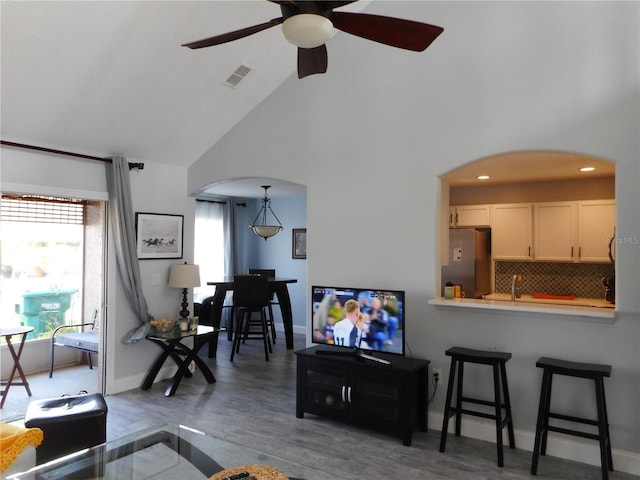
[[206, 277, 297, 357]]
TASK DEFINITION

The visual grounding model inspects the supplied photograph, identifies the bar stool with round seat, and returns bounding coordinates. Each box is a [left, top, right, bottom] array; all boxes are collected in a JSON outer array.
[[439, 346, 515, 467], [531, 357, 613, 480]]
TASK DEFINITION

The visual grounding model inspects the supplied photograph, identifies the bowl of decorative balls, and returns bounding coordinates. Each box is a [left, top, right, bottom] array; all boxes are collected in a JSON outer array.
[[150, 318, 177, 334]]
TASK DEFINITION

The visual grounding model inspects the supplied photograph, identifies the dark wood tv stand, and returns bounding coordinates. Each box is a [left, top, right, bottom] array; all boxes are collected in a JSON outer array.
[[295, 345, 430, 446]]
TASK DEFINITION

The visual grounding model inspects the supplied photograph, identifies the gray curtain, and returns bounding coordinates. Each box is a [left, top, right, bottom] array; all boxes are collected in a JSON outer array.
[[223, 200, 237, 277], [106, 156, 153, 343]]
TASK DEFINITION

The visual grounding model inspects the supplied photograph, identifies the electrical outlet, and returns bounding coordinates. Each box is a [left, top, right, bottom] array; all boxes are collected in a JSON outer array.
[[433, 368, 442, 385]]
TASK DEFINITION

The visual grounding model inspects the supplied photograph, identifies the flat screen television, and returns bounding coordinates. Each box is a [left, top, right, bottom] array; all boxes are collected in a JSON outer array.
[[311, 285, 405, 362]]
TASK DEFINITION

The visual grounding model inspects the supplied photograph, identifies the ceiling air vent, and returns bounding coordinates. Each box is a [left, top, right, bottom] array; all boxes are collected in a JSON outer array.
[[223, 64, 252, 88]]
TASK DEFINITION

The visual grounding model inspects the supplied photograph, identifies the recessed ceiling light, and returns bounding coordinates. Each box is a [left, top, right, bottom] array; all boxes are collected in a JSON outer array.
[[580, 167, 596, 172], [477, 175, 490, 180]]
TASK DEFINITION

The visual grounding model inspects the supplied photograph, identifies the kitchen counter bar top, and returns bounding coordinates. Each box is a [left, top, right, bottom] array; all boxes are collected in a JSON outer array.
[[428, 294, 615, 322], [482, 293, 614, 308]]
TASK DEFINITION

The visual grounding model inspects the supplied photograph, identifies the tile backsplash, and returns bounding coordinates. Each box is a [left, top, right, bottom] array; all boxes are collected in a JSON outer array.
[[495, 261, 615, 299]]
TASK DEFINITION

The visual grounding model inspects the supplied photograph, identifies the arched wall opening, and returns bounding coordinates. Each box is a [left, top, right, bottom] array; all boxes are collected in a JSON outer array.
[[437, 150, 616, 303], [192, 176, 308, 332]]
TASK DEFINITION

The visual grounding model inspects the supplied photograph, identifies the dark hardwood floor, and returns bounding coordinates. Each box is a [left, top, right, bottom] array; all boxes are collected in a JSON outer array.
[[9, 332, 639, 480]]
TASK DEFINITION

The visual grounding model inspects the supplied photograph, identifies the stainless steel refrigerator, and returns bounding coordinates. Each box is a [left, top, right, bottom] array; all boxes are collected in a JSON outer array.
[[441, 228, 491, 299]]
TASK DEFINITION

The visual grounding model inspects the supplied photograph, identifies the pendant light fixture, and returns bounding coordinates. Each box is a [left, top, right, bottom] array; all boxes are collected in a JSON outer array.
[[250, 185, 283, 240]]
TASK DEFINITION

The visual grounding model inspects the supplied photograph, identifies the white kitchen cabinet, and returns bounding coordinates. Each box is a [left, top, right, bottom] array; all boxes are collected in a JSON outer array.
[[534, 202, 577, 261], [451, 205, 491, 227], [577, 200, 616, 262], [491, 204, 532, 260]]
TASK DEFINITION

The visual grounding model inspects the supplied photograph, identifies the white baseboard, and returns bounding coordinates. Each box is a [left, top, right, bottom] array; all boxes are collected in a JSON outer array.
[[429, 412, 640, 476], [109, 365, 178, 395]]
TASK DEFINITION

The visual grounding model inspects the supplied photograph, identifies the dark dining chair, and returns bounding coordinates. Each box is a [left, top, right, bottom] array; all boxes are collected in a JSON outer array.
[[248, 268, 278, 343], [193, 296, 227, 358], [231, 274, 272, 361]]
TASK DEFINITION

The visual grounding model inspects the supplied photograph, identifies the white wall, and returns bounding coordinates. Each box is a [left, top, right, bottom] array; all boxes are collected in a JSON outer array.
[[0, 147, 196, 394], [188, 1, 640, 473]]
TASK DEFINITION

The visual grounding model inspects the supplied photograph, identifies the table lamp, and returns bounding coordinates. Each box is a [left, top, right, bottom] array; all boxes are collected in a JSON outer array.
[[168, 263, 201, 321]]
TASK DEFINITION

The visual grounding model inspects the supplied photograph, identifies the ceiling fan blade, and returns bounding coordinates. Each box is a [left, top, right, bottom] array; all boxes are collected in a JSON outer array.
[[298, 45, 328, 79], [182, 17, 283, 49], [331, 12, 443, 52]]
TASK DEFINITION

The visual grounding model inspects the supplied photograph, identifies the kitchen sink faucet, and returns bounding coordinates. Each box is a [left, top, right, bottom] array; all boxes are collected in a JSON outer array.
[[511, 274, 523, 301]]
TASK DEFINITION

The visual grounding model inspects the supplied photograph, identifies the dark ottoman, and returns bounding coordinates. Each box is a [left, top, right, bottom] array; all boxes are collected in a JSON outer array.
[[24, 393, 107, 464]]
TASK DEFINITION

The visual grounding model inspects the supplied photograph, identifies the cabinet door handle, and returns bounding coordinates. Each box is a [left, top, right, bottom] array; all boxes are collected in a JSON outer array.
[[528, 246, 531, 257], [341, 386, 346, 402], [347, 386, 352, 403], [579, 246, 582, 258], [571, 246, 574, 258]]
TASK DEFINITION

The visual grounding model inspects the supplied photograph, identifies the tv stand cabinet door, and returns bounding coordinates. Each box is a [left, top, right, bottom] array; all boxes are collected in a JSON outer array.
[[350, 368, 402, 425], [351, 365, 425, 446], [296, 356, 350, 420]]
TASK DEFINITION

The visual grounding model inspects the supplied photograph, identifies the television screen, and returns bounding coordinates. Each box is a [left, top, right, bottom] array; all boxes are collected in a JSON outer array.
[[311, 285, 405, 356]]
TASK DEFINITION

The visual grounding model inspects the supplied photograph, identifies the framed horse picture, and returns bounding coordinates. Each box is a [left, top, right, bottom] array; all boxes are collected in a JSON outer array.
[[136, 213, 184, 259]]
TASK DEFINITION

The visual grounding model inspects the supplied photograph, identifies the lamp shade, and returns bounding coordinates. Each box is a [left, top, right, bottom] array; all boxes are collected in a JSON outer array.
[[168, 263, 201, 288]]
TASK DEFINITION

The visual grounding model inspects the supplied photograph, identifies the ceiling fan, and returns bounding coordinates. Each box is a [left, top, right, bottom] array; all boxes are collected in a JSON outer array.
[[182, 1, 444, 79]]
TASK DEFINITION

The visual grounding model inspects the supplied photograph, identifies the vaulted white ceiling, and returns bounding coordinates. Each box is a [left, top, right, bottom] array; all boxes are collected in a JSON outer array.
[[1, 1, 618, 196], [0, 1, 367, 168]]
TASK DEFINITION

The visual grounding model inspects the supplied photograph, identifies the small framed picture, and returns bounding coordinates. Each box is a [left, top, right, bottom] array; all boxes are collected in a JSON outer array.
[[135, 213, 184, 259], [292, 228, 307, 259]]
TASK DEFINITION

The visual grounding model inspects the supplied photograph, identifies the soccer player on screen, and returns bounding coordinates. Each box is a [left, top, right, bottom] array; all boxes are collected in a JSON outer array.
[[332, 299, 363, 347]]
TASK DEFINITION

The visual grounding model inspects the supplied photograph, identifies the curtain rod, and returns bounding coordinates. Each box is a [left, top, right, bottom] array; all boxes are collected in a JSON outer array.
[[196, 198, 226, 205], [1, 140, 144, 170], [196, 199, 247, 207]]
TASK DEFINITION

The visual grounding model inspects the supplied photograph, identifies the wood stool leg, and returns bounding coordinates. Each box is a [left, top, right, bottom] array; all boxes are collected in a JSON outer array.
[[500, 362, 516, 448], [595, 377, 611, 480], [455, 360, 464, 437], [439, 357, 458, 452], [540, 371, 553, 456], [268, 303, 276, 343], [493, 363, 505, 467], [230, 311, 244, 361], [531, 368, 551, 475], [261, 310, 270, 361], [599, 377, 614, 472]]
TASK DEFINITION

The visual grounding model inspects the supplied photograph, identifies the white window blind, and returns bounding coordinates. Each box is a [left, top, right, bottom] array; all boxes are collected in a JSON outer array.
[[1, 194, 85, 225]]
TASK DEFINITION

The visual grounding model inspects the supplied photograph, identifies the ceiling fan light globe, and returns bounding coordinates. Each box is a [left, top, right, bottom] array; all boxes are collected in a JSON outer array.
[[282, 14, 333, 49]]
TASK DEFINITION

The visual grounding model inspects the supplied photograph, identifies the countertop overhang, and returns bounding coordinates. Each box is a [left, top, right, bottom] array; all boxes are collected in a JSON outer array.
[[428, 294, 615, 323]]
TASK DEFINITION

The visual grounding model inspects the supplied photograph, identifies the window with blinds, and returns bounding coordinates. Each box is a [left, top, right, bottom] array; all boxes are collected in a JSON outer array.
[[1, 194, 85, 224]]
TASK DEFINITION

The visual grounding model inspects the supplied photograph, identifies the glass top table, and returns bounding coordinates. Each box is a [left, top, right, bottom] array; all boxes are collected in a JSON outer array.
[[7, 423, 341, 480], [142, 325, 225, 397]]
